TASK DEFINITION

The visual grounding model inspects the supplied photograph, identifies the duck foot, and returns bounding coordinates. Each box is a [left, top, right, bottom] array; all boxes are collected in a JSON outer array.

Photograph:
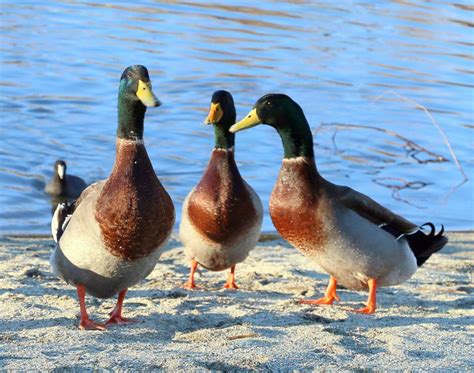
[[106, 314, 136, 325], [184, 259, 199, 290], [183, 281, 199, 290], [299, 295, 339, 305], [352, 306, 376, 314], [223, 281, 239, 290], [76, 284, 106, 330], [223, 265, 239, 290], [104, 289, 135, 326], [79, 317, 106, 331], [299, 276, 339, 305], [352, 278, 377, 314]]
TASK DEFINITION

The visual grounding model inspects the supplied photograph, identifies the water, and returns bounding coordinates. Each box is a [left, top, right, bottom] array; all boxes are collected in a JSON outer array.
[[0, 1, 473, 235]]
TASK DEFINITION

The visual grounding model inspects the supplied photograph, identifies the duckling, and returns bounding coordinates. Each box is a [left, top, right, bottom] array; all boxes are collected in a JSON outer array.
[[180, 90, 263, 289], [230, 93, 447, 313], [45, 160, 87, 199], [50, 65, 175, 329]]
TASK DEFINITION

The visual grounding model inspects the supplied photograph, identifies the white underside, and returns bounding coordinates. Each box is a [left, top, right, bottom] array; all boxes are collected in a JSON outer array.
[[310, 207, 418, 290]]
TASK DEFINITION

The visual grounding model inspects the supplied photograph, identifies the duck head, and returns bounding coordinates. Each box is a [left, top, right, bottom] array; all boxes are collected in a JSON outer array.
[[119, 65, 161, 108], [117, 65, 161, 140], [230, 93, 314, 158], [204, 90, 236, 149], [54, 160, 67, 180]]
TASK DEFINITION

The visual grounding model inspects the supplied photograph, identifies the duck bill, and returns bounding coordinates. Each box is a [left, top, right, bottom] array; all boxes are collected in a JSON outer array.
[[229, 108, 261, 133], [204, 102, 223, 124], [57, 164, 65, 180], [137, 79, 161, 107]]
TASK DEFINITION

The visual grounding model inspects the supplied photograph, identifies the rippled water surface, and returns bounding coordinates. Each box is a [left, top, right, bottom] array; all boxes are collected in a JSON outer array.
[[1, 1, 473, 234]]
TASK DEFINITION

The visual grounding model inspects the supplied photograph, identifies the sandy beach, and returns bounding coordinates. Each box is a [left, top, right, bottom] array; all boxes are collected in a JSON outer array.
[[0, 232, 472, 371]]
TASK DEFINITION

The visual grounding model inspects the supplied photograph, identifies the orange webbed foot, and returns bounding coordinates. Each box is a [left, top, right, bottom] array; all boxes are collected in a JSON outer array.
[[79, 318, 106, 331], [352, 305, 376, 314], [299, 294, 340, 305], [223, 265, 239, 290], [223, 281, 239, 290], [184, 260, 199, 290], [299, 276, 339, 306], [353, 278, 377, 314], [106, 314, 137, 325], [183, 281, 199, 290]]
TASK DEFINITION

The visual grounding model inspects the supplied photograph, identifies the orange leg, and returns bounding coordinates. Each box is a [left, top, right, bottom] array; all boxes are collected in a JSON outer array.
[[183, 259, 199, 289], [223, 265, 239, 289], [106, 288, 136, 325], [299, 276, 340, 305], [353, 278, 377, 314], [76, 285, 105, 330]]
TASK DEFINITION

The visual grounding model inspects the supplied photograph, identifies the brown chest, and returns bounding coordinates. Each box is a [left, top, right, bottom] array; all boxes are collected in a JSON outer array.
[[187, 149, 258, 243], [95, 141, 175, 261], [269, 158, 328, 254]]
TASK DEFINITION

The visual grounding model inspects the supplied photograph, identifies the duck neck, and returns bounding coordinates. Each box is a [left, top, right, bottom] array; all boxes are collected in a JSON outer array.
[[213, 124, 235, 150], [117, 94, 146, 141], [275, 114, 314, 159]]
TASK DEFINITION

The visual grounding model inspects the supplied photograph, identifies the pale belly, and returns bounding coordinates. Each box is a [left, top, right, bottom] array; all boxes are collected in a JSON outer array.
[[277, 208, 418, 291], [179, 193, 262, 271]]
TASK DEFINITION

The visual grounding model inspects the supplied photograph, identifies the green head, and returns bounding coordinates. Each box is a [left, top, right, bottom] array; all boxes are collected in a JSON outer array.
[[204, 90, 236, 149], [117, 65, 161, 140], [229, 93, 314, 158]]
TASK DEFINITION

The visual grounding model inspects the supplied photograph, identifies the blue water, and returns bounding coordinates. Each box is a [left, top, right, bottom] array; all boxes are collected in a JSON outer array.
[[0, 1, 473, 235]]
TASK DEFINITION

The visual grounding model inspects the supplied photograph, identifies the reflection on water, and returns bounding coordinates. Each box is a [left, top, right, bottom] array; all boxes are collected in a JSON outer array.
[[0, 0, 473, 234]]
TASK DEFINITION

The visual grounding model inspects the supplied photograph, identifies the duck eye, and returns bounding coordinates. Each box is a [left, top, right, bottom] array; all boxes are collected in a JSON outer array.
[[127, 71, 133, 78], [266, 101, 271, 105]]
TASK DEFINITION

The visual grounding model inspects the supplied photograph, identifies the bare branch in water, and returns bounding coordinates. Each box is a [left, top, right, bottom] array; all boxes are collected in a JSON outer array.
[[373, 177, 430, 209], [373, 90, 468, 182], [315, 123, 447, 164]]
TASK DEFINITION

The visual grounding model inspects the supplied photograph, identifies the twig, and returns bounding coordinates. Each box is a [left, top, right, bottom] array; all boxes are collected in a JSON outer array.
[[373, 177, 430, 208], [227, 333, 259, 341], [315, 123, 447, 164], [373, 90, 468, 181]]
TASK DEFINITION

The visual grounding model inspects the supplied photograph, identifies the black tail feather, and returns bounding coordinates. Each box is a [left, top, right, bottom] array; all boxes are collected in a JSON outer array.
[[405, 223, 448, 267]]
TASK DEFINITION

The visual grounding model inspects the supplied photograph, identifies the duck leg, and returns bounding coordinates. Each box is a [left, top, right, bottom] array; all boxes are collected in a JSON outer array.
[[183, 259, 199, 289], [223, 265, 239, 289], [299, 276, 340, 305], [106, 289, 136, 325], [76, 285, 106, 330], [353, 278, 377, 314]]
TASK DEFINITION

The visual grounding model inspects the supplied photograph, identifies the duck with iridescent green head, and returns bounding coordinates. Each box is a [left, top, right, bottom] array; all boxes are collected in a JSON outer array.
[[50, 65, 175, 329], [180, 90, 263, 290], [230, 93, 447, 314]]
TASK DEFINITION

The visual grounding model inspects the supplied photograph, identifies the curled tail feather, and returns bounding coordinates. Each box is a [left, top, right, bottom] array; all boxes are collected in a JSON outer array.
[[405, 223, 448, 266]]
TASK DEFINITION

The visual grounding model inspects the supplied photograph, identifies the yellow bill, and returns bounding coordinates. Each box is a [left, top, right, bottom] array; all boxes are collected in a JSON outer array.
[[229, 108, 261, 133], [137, 79, 161, 107], [204, 102, 223, 124]]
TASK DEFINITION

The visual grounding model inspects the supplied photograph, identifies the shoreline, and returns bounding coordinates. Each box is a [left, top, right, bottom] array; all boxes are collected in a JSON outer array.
[[1, 232, 473, 370], [2, 229, 473, 240]]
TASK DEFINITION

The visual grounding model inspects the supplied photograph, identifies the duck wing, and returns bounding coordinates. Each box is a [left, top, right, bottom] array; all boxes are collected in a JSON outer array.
[[336, 185, 418, 233], [335, 184, 447, 266]]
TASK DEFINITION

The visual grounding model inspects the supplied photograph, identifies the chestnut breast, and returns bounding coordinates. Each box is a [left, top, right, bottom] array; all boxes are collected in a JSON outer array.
[[95, 139, 175, 261], [269, 157, 327, 254], [187, 148, 258, 243]]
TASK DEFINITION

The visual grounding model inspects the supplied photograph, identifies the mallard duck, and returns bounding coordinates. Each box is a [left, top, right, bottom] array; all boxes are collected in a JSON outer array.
[[50, 65, 175, 329], [45, 160, 87, 199], [180, 90, 263, 289], [230, 94, 447, 314]]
